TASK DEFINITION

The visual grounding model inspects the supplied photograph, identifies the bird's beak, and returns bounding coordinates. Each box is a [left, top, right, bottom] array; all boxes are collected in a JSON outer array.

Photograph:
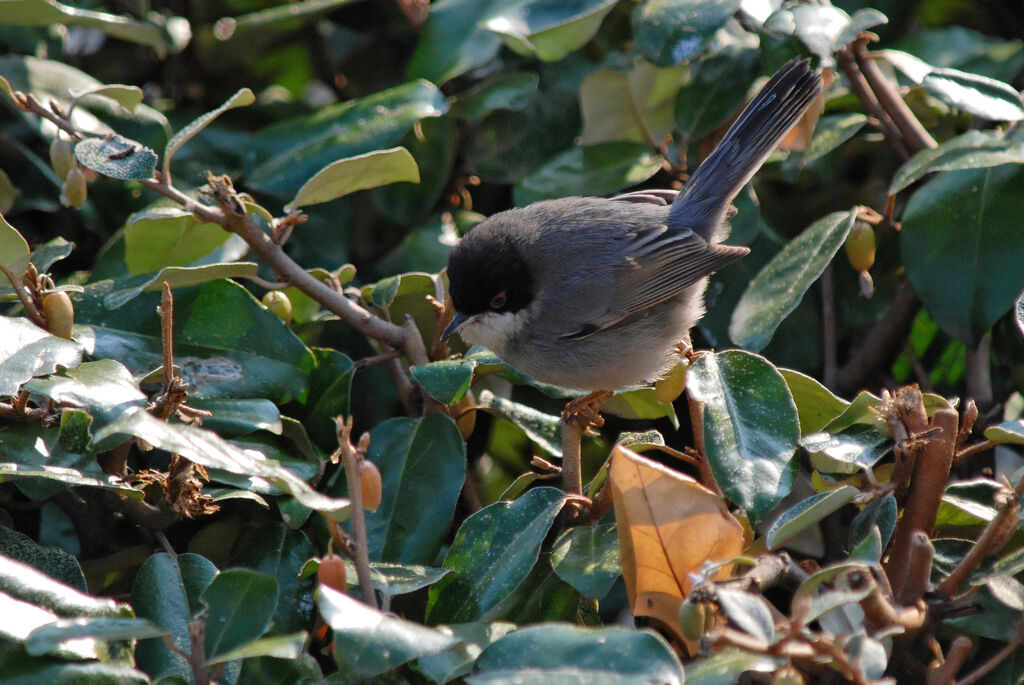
[[440, 311, 474, 341]]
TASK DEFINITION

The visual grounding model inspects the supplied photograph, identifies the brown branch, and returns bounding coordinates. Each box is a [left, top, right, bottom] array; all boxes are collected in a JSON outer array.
[[955, 439, 997, 465], [898, 531, 935, 604], [837, 281, 921, 395], [886, 396, 958, 596], [955, 618, 1024, 685], [855, 41, 937, 154], [936, 471, 1024, 599], [847, 567, 928, 632], [929, 636, 972, 685], [333, 417, 377, 607], [836, 45, 910, 159], [821, 265, 838, 389], [0, 263, 47, 329], [686, 392, 720, 494]]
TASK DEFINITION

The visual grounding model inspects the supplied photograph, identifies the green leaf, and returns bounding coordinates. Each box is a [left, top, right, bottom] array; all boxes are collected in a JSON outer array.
[[764, 485, 859, 550], [550, 524, 621, 600], [0, 462, 142, 499], [780, 368, 850, 435], [0, 1, 188, 56], [687, 350, 800, 524], [849, 494, 897, 553], [0, 317, 83, 396], [131, 552, 218, 682], [72, 84, 144, 112], [418, 622, 517, 684], [478, 389, 562, 457], [514, 141, 663, 205], [318, 585, 458, 677], [302, 348, 354, 450], [24, 359, 146, 426], [730, 210, 857, 351], [94, 408, 351, 518], [675, 47, 760, 143], [103, 262, 259, 309], [473, 624, 684, 684], [359, 414, 466, 563], [230, 523, 314, 636], [923, 68, 1024, 121], [426, 487, 566, 624], [25, 617, 166, 656], [164, 88, 254, 175], [782, 113, 867, 173], [75, 279, 313, 403], [0, 526, 85, 591], [986, 419, 1024, 444], [764, 4, 858, 58], [582, 61, 686, 147], [246, 81, 447, 196], [604, 387, 678, 426], [0, 554, 126, 621], [201, 568, 279, 659], [684, 648, 783, 685], [901, 165, 1024, 344], [188, 398, 282, 438], [74, 135, 157, 180], [406, 0, 503, 85], [123, 207, 233, 276], [310, 560, 450, 597], [792, 561, 877, 626], [451, 71, 540, 121], [410, 359, 476, 404], [481, 0, 619, 62], [0, 168, 20, 213], [286, 147, 419, 211], [715, 588, 776, 645], [803, 425, 891, 475], [632, 0, 742, 66], [889, 130, 1024, 194], [0, 210, 31, 279], [205, 631, 308, 666]]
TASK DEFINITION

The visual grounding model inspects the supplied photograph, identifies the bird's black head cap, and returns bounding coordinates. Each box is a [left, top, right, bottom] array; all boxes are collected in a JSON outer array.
[[446, 222, 535, 317]]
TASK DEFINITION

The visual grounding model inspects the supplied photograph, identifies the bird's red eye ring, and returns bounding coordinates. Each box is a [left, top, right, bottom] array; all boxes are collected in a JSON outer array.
[[490, 291, 507, 310]]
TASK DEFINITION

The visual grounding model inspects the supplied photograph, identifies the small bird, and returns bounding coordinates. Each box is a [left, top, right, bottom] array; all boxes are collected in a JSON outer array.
[[442, 60, 822, 393]]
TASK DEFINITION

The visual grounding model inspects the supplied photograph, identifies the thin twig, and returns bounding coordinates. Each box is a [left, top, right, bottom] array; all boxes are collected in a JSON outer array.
[[0, 263, 47, 328], [334, 417, 377, 607], [928, 636, 972, 685], [955, 618, 1024, 685], [837, 282, 921, 395], [836, 46, 909, 159], [854, 40, 937, 153], [954, 439, 997, 465]]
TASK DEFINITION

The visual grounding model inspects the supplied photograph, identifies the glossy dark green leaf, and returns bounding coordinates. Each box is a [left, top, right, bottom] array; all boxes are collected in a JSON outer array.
[[675, 47, 759, 142], [187, 399, 282, 438], [715, 588, 776, 645], [472, 623, 684, 684], [803, 425, 891, 475], [632, 0, 741, 66], [482, 0, 618, 62], [0, 656, 150, 683], [104, 263, 259, 309], [0, 317, 83, 396], [488, 551, 581, 625], [418, 622, 517, 684], [236, 652, 322, 684], [687, 350, 800, 524], [782, 113, 867, 174], [411, 359, 476, 404], [684, 648, 783, 685], [849, 526, 883, 561], [0, 526, 85, 591], [730, 210, 856, 351], [345, 561, 450, 597], [122, 207, 233, 276], [201, 568, 279, 659], [302, 348, 354, 450], [889, 130, 1024, 194], [246, 81, 447, 196], [849, 494, 897, 553], [24, 359, 145, 425], [57, 409, 93, 454], [478, 389, 562, 457], [780, 369, 849, 435], [95, 409, 350, 518], [74, 135, 156, 180], [374, 117, 458, 227], [26, 617, 166, 656], [130, 552, 217, 681], [0, 554, 125, 621], [230, 523, 314, 636], [0, 461, 142, 500], [406, 0, 503, 84], [901, 165, 1024, 344], [318, 585, 457, 677], [452, 71, 540, 121], [923, 68, 1024, 121], [550, 524, 621, 600], [514, 142, 663, 205], [426, 487, 566, 624], [357, 414, 465, 563], [765, 485, 859, 550], [75, 279, 314, 403]]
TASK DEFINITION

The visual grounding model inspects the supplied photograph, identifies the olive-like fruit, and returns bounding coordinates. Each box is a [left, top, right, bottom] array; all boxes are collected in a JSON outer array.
[[43, 291, 74, 339], [360, 461, 383, 512]]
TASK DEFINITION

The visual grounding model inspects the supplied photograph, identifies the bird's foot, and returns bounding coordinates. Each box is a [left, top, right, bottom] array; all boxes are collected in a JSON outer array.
[[561, 390, 613, 429]]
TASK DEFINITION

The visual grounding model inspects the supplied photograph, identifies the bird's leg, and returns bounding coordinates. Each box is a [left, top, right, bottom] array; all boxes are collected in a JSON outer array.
[[561, 390, 613, 429]]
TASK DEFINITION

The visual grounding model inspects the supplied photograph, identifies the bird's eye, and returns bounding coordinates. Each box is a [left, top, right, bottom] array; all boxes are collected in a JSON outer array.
[[490, 291, 507, 310]]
